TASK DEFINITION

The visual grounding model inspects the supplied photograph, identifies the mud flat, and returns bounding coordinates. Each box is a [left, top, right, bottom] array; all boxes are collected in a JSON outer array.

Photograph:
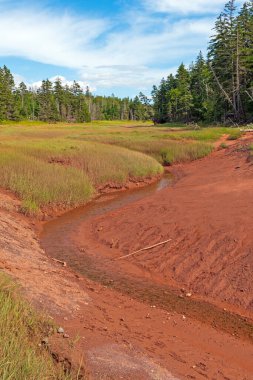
[[0, 136, 253, 379]]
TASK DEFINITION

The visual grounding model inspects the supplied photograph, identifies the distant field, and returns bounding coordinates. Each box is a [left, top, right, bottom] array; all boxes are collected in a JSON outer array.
[[0, 121, 242, 214]]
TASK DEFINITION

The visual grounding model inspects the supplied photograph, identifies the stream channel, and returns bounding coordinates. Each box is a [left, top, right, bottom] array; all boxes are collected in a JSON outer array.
[[40, 175, 253, 342]]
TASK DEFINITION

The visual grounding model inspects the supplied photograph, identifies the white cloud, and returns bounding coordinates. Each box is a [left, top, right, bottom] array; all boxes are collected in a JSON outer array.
[[0, 7, 109, 68], [79, 65, 177, 90], [0, 2, 220, 91], [143, 0, 244, 14], [13, 73, 26, 85]]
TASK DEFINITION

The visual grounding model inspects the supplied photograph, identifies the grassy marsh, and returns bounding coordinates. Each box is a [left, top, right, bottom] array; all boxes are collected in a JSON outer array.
[[0, 121, 242, 214]]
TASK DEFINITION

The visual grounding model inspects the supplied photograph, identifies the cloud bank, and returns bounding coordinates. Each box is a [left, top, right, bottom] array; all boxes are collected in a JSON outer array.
[[143, 0, 244, 14], [0, 0, 241, 92]]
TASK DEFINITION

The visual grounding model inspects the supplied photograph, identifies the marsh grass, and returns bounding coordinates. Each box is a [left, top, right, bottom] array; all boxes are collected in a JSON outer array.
[[0, 149, 94, 213], [158, 142, 213, 165], [0, 273, 70, 380], [15, 141, 163, 185], [0, 141, 162, 212], [72, 126, 242, 144], [97, 139, 214, 165], [0, 121, 242, 213]]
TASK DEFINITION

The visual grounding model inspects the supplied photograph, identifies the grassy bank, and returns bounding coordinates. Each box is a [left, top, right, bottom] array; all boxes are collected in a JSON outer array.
[[0, 142, 162, 214], [0, 121, 242, 214], [0, 273, 70, 380]]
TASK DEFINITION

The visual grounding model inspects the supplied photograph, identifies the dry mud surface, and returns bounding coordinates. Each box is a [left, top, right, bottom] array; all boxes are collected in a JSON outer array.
[[80, 136, 253, 316], [0, 135, 253, 379]]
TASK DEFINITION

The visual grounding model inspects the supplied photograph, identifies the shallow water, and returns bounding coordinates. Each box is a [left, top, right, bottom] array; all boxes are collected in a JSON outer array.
[[42, 174, 172, 236]]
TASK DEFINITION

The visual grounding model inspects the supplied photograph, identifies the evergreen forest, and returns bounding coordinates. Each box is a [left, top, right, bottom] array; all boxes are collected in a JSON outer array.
[[0, 0, 253, 124]]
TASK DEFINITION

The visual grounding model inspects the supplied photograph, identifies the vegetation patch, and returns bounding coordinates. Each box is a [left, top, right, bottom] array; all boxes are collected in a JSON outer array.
[[247, 144, 253, 163], [0, 122, 241, 214], [0, 272, 70, 380], [220, 143, 228, 149], [0, 149, 94, 214]]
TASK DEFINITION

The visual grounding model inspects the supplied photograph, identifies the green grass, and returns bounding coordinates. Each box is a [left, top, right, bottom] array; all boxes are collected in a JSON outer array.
[[91, 139, 213, 165], [0, 149, 94, 214], [248, 145, 253, 160], [0, 121, 243, 214], [220, 142, 228, 149], [0, 141, 162, 213], [0, 273, 70, 380]]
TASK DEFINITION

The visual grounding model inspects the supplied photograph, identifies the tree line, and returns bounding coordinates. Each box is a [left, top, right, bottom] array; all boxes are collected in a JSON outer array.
[[1, 0, 252, 125], [152, 0, 253, 124], [0, 67, 153, 122]]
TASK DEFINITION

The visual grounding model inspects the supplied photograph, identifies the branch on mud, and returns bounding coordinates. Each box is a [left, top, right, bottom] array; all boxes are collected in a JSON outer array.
[[52, 258, 67, 267], [115, 239, 172, 261]]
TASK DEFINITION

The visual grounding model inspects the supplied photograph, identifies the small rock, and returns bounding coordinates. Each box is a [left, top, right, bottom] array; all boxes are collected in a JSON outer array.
[[63, 334, 70, 339], [182, 315, 186, 320], [41, 337, 49, 345], [186, 292, 192, 297], [57, 327, 64, 334]]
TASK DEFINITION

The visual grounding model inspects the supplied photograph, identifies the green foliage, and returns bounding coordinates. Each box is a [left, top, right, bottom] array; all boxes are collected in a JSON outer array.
[[153, 1, 253, 124], [0, 273, 70, 380], [0, 68, 151, 123], [0, 149, 94, 213], [0, 66, 17, 121], [0, 122, 165, 213], [159, 142, 213, 165], [0, 121, 230, 213]]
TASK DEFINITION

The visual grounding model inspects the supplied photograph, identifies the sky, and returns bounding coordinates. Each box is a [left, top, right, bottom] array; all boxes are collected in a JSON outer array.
[[0, 0, 245, 97]]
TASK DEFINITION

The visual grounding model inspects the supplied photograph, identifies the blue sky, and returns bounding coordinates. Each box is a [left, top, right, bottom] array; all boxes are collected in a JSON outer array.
[[0, 0, 244, 97]]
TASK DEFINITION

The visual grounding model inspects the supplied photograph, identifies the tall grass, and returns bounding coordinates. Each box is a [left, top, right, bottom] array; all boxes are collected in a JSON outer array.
[[0, 122, 241, 213], [0, 149, 94, 213], [13, 141, 163, 185], [0, 142, 162, 213], [152, 141, 213, 165], [65, 138, 213, 165], [0, 273, 70, 380], [72, 126, 242, 144]]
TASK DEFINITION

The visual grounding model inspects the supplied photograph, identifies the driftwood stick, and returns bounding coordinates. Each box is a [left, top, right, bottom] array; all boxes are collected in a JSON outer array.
[[115, 239, 172, 261], [52, 258, 67, 267]]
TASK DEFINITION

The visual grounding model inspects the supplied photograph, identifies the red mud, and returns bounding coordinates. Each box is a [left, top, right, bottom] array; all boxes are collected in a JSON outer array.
[[0, 135, 253, 379], [75, 135, 253, 317]]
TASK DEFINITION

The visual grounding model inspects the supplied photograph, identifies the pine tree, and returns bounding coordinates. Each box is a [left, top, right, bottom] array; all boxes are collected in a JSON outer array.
[[0, 66, 16, 120], [190, 52, 212, 121], [174, 64, 193, 121], [37, 79, 58, 122]]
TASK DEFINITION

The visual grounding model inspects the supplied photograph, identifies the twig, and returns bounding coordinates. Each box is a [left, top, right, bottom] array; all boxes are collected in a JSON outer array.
[[52, 258, 67, 267], [115, 239, 172, 261]]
